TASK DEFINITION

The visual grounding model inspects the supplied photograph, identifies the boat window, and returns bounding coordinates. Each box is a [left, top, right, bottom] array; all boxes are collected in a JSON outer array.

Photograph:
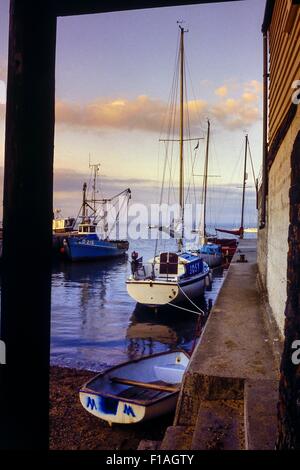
[[159, 252, 178, 275]]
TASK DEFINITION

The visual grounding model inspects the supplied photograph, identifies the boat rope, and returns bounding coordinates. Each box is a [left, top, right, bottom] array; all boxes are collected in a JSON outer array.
[[167, 302, 203, 316], [177, 284, 205, 315]]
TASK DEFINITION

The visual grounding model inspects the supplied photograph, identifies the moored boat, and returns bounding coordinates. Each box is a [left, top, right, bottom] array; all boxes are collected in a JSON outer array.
[[62, 163, 131, 262], [213, 134, 256, 261], [65, 222, 129, 261], [196, 119, 223, 268], [126, 26, 210, 308], [127, 251, 210, 307], [79, 350, 190, 425]]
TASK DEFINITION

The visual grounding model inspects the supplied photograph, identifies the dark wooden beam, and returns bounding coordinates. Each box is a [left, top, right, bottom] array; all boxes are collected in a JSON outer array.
[[0, 0, 56, 449], [54, 0, 241, 17], [261, 0, 275, 33]]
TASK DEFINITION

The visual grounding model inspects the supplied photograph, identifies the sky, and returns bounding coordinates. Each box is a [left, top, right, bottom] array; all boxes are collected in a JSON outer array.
[[0, 0, 266, 227]]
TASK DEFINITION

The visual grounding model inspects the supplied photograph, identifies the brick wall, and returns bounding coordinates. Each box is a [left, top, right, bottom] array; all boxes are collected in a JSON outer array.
[[277, 130, 300, 449]]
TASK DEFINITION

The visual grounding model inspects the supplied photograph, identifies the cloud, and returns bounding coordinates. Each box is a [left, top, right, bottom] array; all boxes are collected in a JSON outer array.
[[209, 80, 262, 130], [56, 95, 208, 135], [210, 97, 260, 130], [56, 95, 169, 133], [244, 80, 262, 94], [0, 74, 261, 132], [215, 85, 228, 97], [53, 167, 157, 194], [55, 77, 262, 134]]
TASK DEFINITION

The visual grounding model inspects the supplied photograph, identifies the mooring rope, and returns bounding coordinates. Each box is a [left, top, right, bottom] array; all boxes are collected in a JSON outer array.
[[166, 302, 203, 316], [166, 284, 206, 316], [177, 284, 205, 315]]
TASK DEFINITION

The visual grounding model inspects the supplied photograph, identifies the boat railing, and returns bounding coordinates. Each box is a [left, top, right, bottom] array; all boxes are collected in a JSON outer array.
[[131, 260, 180, 282]]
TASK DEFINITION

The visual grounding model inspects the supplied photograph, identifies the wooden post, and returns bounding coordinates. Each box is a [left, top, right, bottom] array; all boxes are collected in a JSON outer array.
[[0, 0, 56, 449]]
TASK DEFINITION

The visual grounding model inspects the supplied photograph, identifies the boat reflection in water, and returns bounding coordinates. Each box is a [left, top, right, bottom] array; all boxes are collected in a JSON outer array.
[[126, 295, 209, 360]]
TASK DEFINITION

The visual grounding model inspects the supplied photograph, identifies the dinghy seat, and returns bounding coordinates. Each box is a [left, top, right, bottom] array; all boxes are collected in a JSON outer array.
[[110, 376, 179, 402], [117, 384, 172, 402], [154, 364, 186, 384]]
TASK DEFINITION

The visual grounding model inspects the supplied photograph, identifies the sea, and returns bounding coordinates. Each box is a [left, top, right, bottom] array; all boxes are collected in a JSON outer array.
[[50, 231, 256, 372]]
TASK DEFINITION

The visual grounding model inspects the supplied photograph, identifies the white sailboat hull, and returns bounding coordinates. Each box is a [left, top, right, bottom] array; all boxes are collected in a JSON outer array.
[[126, 272, 208, 307]]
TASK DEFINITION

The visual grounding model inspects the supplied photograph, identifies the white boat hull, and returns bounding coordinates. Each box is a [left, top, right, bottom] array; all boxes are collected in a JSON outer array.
[[79, 390, 178, 424], [126, 272, 208, 307], [79, 351, 190, 424]]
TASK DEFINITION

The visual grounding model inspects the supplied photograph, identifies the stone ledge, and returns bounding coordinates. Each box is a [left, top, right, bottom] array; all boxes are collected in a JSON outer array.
[[160, 426, 193, 450], [244, 379, 278, 450], [191, 399, 244, 450]]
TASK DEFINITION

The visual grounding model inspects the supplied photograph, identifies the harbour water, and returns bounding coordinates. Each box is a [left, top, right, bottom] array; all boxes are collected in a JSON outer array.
[[50, 236, 228, 371]]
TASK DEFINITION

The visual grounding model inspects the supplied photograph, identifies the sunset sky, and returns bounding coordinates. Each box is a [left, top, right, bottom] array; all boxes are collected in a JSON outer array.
[[0, 0, 265, 227]]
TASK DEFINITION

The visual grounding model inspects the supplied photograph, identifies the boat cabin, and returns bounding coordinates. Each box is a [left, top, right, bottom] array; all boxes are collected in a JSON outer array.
[[200, 243, 222, 255], [134, 251, 204, 281], [78, 221, 98, 236], [52, 217, 75, 233]]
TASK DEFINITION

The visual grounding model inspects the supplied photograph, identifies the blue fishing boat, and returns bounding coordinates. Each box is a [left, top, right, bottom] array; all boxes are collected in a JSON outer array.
[[64, 163, 131, 262], [65, 225, 129, 261]]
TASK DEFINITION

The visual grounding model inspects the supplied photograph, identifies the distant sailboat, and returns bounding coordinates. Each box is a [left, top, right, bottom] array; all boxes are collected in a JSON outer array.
[[196, 119, 222, 268], [126, 26, 210, 308], [215, 134, 250, 239]]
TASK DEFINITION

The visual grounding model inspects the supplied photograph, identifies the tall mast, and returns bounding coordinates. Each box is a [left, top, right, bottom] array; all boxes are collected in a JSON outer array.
[[240, 134, 248, 239], [89, 162, 100, 218], [179, 25, 185, 251], [82, 182, 87, 220], [202, 119, 210, 244]]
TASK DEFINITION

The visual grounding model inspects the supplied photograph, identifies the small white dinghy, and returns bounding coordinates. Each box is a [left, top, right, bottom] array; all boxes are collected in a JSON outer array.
[[79, 350, 190, 425]]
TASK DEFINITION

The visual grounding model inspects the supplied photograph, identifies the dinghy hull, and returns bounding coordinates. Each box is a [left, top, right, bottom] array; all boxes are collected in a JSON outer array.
[[79, 350, 189, 424], [79, 390, 178, 424]]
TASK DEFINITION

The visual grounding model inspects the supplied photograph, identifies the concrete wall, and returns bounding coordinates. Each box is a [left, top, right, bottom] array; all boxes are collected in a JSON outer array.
[[260, 107, 300, 334], [267, 139, 291, 334], [257, 187, 268, 290]]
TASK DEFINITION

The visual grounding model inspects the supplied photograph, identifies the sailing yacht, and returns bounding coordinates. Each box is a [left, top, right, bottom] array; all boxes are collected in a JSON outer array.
[[214, 134, 254, 243], [126, 26, 210, 308], [196, 120, 223, 268]]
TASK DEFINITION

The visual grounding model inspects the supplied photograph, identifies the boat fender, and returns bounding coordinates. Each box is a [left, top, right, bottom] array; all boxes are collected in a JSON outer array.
[[209, 272, 213, 283], [205, 275, 211, 287]]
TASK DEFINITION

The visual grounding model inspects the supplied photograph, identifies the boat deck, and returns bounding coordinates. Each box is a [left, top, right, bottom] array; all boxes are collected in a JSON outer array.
[[117, 380, 178, 402]]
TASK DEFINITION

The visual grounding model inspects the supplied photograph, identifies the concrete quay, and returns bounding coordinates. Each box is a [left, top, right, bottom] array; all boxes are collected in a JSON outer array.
[[145, 239, 281, 451]]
